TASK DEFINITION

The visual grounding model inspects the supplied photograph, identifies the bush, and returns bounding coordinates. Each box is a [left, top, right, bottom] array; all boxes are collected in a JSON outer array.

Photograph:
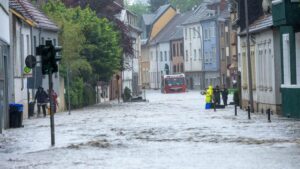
[[123, 87, 132, 102]]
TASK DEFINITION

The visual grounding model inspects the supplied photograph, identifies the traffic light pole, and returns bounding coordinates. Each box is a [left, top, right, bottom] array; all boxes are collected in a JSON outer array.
[[48, 70, 55, 146]]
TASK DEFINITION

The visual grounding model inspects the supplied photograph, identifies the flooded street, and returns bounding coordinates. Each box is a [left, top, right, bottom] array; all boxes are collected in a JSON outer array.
[[0, 90, 300, 169]]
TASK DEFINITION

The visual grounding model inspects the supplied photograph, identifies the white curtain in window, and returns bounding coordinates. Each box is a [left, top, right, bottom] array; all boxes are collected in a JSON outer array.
[[283, 34, 291, 85]]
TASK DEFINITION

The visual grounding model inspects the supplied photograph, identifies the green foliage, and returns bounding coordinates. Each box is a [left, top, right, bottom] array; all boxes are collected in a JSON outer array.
[[42, 0, 123, 108], [148, 0, 168, 12], [123, 87, 132, 102], [125, 0, 150, 26], [125, 1, 150, 16], [169, 0, 204, 12], [145, 0, 204, 12], [69, 77, 84, 108]]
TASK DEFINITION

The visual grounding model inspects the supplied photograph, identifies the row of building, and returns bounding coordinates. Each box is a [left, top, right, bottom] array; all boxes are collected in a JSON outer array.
[[231, 0, 300, 118], [138, 0, 300, 118], [140, 0, 236, 90], [0, 0, 142, 132]]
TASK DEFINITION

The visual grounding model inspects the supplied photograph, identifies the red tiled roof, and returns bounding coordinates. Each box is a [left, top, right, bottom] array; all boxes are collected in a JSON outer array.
[[9, 0, 59, 31]]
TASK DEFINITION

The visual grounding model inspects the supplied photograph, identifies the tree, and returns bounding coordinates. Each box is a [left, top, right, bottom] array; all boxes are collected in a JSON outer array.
[[125, 0, 149, 27], [43, 0, 123, 107], [125, 0, 149, 16], [148, 0, 168, 12], [169, 0, 204, 12]]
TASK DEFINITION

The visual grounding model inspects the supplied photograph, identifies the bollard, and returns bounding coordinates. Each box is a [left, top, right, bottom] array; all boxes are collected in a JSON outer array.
[[213, 101, 216, 112], [267, 109, 271, 123], [248, 106, 251, 120], [234, 104, 237, 116]]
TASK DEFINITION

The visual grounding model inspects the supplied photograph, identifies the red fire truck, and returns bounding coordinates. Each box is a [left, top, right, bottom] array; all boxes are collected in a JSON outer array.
[[161, 74, 187, 94]]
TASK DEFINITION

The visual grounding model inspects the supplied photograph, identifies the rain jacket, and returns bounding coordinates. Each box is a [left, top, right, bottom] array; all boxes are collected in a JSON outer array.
[[205, 86, 213, 103]]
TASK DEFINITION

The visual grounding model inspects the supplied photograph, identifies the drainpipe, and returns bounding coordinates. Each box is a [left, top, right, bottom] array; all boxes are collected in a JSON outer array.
[[200, 23, 205, 90], [156, 42, 159, 89], [20, 21, 24, 91]]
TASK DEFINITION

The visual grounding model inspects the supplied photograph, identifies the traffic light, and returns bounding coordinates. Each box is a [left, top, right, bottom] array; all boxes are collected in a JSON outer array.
[[36, 40, 62, 75]]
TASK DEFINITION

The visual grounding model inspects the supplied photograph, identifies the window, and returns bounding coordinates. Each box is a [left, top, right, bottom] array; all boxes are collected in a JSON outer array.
[[193, 27, 196, 38], [212, 47, 216, 63], [204, 29, 209, 40], [205, 52, 209, 63], [189, 28, 192, 39], [53, 39, 57, 46], [199, 49, 201, 60], [33, 36, 37, 55], [211, 26, 216, 37], [151, 51, 153, 61], [160, 51, 163, 61], [251, 46, 256, 88], [180, 63, 184, 73], [185, 28, 187, 40], [220, 23, 224, 37], [41, 37, 44, 45], [173, 44, 176, 57], [180, 43, 184, 56], [173, 65, 177, 73], [197, 26, 201, 38], [176, 43, 179, 56], [164, 51, 167, 61], [0, 46, 3, 74], [221, 48, 225, 60], [242, 47, 247, 87], [26, 35, 30, 55], [186, 50, 189, 62], [194, 49, 197, 61]]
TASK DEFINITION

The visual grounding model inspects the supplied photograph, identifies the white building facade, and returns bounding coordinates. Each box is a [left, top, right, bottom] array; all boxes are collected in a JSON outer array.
[[10, 0, 61, 118], [0, 0, 10, 131], [183, 22, 204, 90], [239, 16, 281, 113], [119, 9, 142, 96]]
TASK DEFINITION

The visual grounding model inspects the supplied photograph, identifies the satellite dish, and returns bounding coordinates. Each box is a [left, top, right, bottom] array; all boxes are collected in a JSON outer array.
[[25, 55, 37, 69]]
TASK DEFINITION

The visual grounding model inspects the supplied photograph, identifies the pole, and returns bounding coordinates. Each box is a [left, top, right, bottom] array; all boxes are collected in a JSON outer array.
[[67, 66, 71, 115], [248, 105, 251, 120], [156, 43, 159, 89], [244, 0, 254, 113], [267, 109, 271, 123], [48, 71, 55, 146], [234, 104, 237, 116]]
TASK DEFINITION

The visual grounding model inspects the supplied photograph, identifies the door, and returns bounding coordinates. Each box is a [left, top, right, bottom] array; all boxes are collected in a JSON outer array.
[[0, 45, 4, 132]]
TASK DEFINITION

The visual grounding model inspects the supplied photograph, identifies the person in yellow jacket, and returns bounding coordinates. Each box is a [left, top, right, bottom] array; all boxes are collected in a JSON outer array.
[[205, 85, 213, 109]]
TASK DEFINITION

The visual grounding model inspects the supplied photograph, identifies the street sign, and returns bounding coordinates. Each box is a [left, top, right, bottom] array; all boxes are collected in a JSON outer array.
[[25, 55, 37, 68], [24, 66, 31, 74]]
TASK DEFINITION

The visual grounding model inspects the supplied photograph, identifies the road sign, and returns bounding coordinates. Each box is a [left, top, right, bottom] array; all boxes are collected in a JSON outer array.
[[25, 55, 37, 68], [24, 66, 31, 74]]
